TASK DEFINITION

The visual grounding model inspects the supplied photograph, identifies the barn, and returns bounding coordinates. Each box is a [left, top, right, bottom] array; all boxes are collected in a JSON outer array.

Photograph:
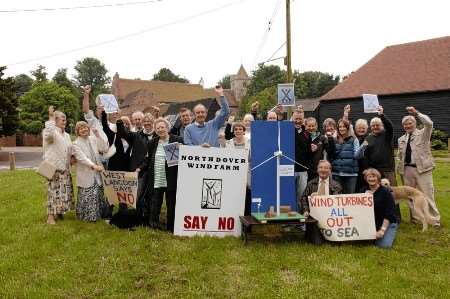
[[318, 36, 450, 141]]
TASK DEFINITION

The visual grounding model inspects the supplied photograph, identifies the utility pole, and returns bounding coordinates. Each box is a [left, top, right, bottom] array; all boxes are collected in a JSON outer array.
[[285, 0, 293, 117]]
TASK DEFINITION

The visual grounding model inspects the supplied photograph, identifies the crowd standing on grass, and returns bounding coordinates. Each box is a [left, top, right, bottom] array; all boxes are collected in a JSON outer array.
[[40, 83, 442, 249]]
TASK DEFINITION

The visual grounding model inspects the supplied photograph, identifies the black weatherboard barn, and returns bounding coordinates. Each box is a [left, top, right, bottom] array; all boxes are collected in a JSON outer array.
[[317, 36, 450, 142]]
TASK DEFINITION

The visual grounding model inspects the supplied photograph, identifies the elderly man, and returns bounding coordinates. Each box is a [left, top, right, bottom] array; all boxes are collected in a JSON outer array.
[[184, 86, 230, 147], [397, 106, 440, 227], [170, 107, 192, 137], [299, 160, 342, 214]]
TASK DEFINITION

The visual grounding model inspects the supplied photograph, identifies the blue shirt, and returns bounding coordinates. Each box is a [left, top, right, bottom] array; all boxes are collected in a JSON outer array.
[[184, 96, 230, 147]]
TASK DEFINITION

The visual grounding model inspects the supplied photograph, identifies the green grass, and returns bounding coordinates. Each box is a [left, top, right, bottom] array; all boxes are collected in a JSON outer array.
[[1, 164, 449, 298]]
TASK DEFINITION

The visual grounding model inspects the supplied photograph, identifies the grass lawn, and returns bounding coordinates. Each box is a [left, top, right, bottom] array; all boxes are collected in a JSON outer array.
[[0, 163, 449, 298]]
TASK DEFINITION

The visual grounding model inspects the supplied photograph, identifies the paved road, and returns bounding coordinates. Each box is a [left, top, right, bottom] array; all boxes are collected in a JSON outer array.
[[0, 147, 42, 170]]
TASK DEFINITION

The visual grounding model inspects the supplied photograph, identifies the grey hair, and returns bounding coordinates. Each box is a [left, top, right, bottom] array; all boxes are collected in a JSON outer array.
[[153, 117, 170, 129], [370, 117, 383, 126], [132, 111, 144, 119], [402, 115, 416, 125], [54, 110, 66, 120], [243, 113, 255, 121], [355, 118, 368, 129]]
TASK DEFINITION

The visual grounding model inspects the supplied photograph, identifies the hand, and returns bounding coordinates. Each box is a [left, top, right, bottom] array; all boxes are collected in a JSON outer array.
[[365, 190, 373, 194], [228, 115, 235, 124], [303, 211, 310, 218], [377, 105, 384, 115], [406, 106, 417, 115], [135, 168, 141, 173], [344, 104, 351, 114], [295, 105, 304, 112], [362, 140, 368, 146], [151, 106, 161, 118], [214, 85, 224, 97], [376, 229, 385, 239], [325, 130, 334, 137], [83, 85, 92, 95], [310, 192, 318, 197], [275, 104, 283, 114], [95, 164, 104, 172], [201, 143, 211, 148], [48, 106, 55, 121], [311, 143, 318, 152]]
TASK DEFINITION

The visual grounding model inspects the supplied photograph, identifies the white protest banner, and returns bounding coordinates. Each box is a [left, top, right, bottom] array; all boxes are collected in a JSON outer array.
[[101, 171, 138, 209], [98, 94, 119, 114], [174, 146, 248, 237], [362, 94, 379, 113], [163, 142, 180, 167], [308, 193, 376, 241], [277, 83, 295, 106]]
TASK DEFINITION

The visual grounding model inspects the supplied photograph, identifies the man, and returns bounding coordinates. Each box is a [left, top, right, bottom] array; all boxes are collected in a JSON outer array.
[[292, 106, 313, 201], [170, 107, 192, 137], [184, 86, 230, 147], [300, 160, 342, 214], [397, 106, 440, 227], [131, 111, 144, 132]]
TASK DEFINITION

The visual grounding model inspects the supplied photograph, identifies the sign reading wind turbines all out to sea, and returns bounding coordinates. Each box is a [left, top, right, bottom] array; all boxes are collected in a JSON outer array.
[[251, 121, 303, 221]]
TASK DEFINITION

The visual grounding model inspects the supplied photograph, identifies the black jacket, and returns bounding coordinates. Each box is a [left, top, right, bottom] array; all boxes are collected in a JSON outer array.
[[139, 134, 184, 193], [309, 133, 335, 177], [101, 111, 130, 171], [294, 126, 312, 172]]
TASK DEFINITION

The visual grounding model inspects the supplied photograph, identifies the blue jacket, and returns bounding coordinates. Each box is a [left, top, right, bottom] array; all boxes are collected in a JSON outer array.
[[331, 136, 359, 175], [184, 96, 230, 147]]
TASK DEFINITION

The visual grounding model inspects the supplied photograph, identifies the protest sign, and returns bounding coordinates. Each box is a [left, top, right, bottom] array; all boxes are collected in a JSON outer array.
[[174, 146, 248, 237], [277, 83, 295, 106], [163, 142, 180, 167], [308, 193, 376, 241], [98, 94, 119, 113], [362, 94, 379, 113], [101, 171, 138, 209]]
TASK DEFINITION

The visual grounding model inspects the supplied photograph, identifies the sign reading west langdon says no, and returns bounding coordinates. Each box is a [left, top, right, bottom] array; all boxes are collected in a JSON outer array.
[[101, 171, 138, 209]]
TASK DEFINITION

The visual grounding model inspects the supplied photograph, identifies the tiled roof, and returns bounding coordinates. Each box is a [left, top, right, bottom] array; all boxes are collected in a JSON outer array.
[[321, 36, 450, 100]]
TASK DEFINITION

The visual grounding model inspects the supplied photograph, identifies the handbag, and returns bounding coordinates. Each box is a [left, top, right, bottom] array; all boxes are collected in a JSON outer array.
[[103, 134, 117, 159], [36, 160, 57, 180]]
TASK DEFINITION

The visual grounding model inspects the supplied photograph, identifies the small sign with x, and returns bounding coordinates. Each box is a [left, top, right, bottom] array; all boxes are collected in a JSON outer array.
[[163, 142, 180, 167], [277, 83, 295, 106]]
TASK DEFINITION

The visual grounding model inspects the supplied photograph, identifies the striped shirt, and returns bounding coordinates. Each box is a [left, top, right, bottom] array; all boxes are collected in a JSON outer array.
[[154, 141, 168, 188]]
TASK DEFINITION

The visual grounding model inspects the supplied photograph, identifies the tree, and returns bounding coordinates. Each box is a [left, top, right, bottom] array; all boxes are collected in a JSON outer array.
[[0, 66, 19, 136], [74, 57, 111, 108], [245, 64, 286, 98], [293, 71, 340, 99], [19, 82, 79, 134], [152, 68, 189, 83], [239, 86, 277, 117], [30, 64, 48, 83], [53, 68, 81, 99], [14, 74, 33, 96], [218, 75, 231, 89]]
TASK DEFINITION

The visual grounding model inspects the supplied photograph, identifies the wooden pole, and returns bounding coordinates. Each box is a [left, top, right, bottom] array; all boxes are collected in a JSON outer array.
[[9, 152, 16, 171], [285, 0, 293, 118]]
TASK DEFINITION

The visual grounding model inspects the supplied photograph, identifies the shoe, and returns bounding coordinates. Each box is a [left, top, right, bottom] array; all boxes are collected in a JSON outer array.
[[47, 215, 56, 225]]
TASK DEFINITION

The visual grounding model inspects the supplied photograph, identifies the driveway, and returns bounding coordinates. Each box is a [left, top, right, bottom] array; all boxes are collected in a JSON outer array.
[[0, 147, 42, 170]]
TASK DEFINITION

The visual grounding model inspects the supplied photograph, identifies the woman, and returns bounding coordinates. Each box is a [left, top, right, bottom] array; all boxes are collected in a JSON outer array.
[[42, 106, 74, 225], [225, 113, 254, 140], [364, 168, 398, 249], [137, 118, 184, 231], [224, 122, 251, 215], [354, 118, 369, 192], [322, 118, 337, 138], [101, 110, 131, 171], [305, 117, 334, 180], [72, 121, 110, 222], [330, 119, 360, 194]]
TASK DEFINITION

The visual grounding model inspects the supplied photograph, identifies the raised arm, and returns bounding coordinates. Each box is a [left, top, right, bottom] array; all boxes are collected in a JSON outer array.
[[342, 104, 351, 122], [377, 106, 393, 141], [116, 119, 134, 144], [82, 85, 91, 114], [212, 86, 230, 129], [43, 106, 56, 143], [407, 106, 433, 141], [101, 110, 115, 145]]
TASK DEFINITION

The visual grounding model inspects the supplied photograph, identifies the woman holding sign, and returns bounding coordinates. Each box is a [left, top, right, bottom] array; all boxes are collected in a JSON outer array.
[[364, 168, 398, 249], [137, 118, 184, 232], [72, 121, 110, 222]]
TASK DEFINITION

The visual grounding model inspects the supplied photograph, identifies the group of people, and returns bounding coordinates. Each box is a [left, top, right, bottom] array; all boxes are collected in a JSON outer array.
[[42, 84, 441, 248]]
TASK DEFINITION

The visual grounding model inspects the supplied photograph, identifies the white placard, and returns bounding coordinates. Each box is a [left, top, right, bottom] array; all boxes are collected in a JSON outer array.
[[362, 94, 379, 113], [277, 83, 295, 106], [174, 146, 248, 237], [279, 164, 294, 176], [101, 171, 138, 208], [308, 193, 376, 241], [98, 94, 119, 114]]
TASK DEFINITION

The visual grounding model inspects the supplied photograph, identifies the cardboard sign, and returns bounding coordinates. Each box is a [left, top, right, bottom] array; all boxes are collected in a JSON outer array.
[[174, 146, 248, 237], [163, 142, 180, 167], [98, 94, 119, 114], [277, 83, 295, 106], [101, 171, 138, 208], [308, 193, 376, 241], [362, 94, 379, 113]]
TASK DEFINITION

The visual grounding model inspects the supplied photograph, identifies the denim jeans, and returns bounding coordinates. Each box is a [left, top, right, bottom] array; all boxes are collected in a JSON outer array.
[[375, 222, 398, 249], [332, 175, 357, 194]]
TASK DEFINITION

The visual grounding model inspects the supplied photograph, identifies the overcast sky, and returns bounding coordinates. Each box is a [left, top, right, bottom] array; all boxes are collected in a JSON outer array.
[[2, 0, 449, 87]]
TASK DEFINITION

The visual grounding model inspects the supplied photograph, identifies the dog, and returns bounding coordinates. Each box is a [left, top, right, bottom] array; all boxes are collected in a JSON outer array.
[[380, 178, 432, 231]]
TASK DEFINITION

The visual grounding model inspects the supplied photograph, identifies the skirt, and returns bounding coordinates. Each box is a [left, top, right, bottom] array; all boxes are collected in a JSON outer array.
[[76, 183, 109, 222], [47, 171, 74, 215]]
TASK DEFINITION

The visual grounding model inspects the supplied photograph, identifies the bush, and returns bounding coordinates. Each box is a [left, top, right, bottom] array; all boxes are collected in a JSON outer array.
[[431, 129, 448, 150]]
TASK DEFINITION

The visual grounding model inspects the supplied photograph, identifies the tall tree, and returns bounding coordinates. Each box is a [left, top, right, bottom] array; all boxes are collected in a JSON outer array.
[[30, 64, 48, 83], [0, 66, 19, 136], [293, 71, 340, 99], [218, 75, 231, 89], [14, 74, 33, 96], [239, 86, 277, 117], [152, 68, 189, 83], [245, 64, 286, 97], [19, 82, 79, 134], [74, 57, 110, 108]]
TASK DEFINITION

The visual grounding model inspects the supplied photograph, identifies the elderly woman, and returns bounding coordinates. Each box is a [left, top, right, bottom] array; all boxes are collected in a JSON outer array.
[[72, 121, 110, 222], [224, 122, 251, 215], [364, 168, 398, 249], [42, 107, 74, 225], [329, 119, 360, 194], [137, 118, 184, 231]]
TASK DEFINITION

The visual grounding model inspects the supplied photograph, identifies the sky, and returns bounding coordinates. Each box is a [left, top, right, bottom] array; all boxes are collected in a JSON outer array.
[[2, 0, 450, 87]]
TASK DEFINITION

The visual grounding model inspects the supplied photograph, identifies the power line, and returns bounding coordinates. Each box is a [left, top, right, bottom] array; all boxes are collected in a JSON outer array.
[[0, 0, 162, 13], [265, 42, 286, 63], [5, 0, 248, 67]]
